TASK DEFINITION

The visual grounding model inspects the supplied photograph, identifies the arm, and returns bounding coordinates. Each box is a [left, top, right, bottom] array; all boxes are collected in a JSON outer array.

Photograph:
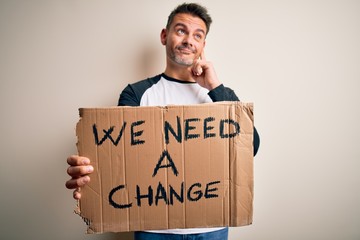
[[208, 84, 239, 102], [191, 51, 260, 156], [118, 84, 141, 106], [208, 84, 260, 156], [118, 75, 162, 106]]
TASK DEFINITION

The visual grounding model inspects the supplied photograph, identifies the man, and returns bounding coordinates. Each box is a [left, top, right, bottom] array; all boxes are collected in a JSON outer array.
[[66, 3, 260, 240]]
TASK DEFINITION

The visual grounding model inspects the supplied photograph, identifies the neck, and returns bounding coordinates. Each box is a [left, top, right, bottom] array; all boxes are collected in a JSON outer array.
[[164, 61, 196, 82]]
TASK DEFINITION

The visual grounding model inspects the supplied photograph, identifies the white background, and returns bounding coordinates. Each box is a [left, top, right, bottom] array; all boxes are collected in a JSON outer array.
[[0, 0, 359, 239]]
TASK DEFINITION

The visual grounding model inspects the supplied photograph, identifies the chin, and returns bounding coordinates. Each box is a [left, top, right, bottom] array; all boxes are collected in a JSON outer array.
[[174, 57, 194, 66]]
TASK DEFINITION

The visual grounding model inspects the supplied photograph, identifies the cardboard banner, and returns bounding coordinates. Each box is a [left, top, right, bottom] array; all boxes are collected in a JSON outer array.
[[75, 101, 254, 233]]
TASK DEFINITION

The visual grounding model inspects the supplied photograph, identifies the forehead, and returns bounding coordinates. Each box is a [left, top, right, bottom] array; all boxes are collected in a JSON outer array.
[[171, 13, 206, 32]]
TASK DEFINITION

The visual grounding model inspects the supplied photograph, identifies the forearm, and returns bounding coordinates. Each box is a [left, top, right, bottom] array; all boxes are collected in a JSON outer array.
[[208, 84, 239, 102]]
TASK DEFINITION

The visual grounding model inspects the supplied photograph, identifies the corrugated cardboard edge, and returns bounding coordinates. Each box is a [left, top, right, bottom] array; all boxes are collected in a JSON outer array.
[[74, 108, 95, 234], [230, 102, 254, 226]]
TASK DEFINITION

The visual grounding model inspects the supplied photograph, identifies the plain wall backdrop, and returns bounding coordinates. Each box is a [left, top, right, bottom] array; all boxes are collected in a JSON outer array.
[[0, 0, 359, 239]]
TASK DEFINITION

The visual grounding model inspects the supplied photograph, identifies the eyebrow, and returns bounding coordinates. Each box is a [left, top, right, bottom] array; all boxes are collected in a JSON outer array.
[[174, 23, 206, 35]]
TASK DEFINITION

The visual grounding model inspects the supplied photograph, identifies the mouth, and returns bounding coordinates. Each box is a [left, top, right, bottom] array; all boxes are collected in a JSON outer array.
[[177, 46, 196, 55]]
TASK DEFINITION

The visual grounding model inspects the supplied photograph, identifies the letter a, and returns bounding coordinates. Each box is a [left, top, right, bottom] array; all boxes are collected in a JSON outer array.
[[152, 150, 179, 177]]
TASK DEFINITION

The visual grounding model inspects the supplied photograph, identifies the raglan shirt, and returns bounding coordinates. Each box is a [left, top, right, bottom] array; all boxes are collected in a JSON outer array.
[[118, 73, 260, 235]]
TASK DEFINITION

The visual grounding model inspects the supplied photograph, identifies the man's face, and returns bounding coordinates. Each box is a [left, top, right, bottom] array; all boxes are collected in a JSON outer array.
[[161, 13, 207, 67]]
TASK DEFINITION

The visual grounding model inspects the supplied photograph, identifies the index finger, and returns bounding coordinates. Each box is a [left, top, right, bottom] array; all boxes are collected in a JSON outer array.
[[67, 155, 90, 166], [200, 50, 206, 61]]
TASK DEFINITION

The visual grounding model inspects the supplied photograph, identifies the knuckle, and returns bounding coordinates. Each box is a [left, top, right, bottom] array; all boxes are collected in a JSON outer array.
[[67, 166, 76, 176], [65, 179, 74, 189], [67, 166, 77, 176], [66, 156, 73, 165], [67, 155, 78, 165], [80, 166, 88, 175], [77, 176, 89, 187]]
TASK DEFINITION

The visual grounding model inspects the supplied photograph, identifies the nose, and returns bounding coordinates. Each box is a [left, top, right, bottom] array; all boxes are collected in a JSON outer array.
[[182, 35, 194, 47]]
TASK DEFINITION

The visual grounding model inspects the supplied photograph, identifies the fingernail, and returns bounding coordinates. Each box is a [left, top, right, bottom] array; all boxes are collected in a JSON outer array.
[[82, 158, 90, 165], [87, 166, 94, 173], [83, 176, 90, 183]]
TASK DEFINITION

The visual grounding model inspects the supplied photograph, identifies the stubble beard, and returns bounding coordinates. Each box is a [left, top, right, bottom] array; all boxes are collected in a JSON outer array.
[[169, 45, 197, 67], [173, 54, 194, 66]]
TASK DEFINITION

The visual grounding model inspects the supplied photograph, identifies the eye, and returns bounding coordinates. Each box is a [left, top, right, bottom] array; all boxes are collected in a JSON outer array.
[[194, 34, 203, 40], [177, 29, 185, 35]]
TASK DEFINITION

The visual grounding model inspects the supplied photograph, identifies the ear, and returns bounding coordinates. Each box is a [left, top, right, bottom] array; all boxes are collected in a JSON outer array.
[[160, 28, 167, 45]]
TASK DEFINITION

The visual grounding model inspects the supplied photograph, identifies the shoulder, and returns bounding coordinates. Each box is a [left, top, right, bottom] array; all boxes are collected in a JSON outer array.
[[130, 74, 162, 91], [118, 74, 162, 106]]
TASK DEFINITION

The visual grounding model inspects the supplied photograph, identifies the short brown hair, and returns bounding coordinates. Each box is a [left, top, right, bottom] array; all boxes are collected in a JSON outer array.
[[166, 3, 213, 35]]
